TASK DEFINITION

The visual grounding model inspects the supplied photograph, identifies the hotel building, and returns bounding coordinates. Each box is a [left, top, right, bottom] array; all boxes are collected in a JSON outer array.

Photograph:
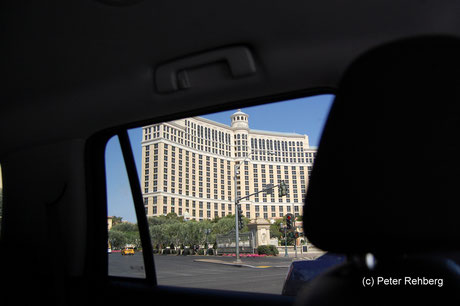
[[141, 110, 316, 221]]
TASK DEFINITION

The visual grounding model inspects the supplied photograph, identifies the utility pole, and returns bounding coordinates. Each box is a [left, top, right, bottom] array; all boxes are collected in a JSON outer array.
[[234, 163, 241, 263], [233, 150, 276, 263]]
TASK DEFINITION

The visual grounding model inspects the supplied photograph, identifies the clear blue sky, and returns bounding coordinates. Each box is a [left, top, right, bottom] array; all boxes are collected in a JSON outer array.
[[106, 94, 335, 222]]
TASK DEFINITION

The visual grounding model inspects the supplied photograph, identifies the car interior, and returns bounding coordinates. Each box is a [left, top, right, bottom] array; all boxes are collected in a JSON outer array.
[[2, 1, 460, 305], [301, 35, 460, 305]]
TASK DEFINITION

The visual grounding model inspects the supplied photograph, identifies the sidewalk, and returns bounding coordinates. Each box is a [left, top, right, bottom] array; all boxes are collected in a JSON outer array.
[[194, 258, 280, 269], [194, 251, 326, 268], [194, 257, 291, 268]]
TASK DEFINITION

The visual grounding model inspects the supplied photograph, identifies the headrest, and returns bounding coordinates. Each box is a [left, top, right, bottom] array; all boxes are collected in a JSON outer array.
[[304, 35, 460, 254]]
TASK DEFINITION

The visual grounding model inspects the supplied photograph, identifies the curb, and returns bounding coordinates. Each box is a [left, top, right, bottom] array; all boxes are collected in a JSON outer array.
[[194, 259, 290, 269]]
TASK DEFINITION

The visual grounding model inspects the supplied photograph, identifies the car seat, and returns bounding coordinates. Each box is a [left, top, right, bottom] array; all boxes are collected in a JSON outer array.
[[298, 35, 460, 305]]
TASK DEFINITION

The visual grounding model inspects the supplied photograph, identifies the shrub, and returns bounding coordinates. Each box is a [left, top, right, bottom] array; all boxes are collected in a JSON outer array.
[[257, 245, 269, 255], [269, 245, 279, 255], [257, 245, 279, 256]]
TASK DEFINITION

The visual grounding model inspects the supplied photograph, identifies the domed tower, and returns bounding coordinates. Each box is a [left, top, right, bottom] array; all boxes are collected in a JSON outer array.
[[230, 109, 249, 130], [231, 109, 250, 158]]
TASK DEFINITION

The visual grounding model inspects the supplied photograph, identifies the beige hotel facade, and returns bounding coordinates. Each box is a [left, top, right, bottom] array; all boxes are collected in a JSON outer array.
[[141, 110, 316, 222]]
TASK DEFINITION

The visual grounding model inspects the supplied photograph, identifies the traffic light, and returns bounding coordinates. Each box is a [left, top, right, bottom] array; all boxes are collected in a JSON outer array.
[[237, 204, 244, 230], [294, 232, 299, 239], [279, 181, 288, 197], [286, 213, 293, 229], [265, 184, 274, 195]]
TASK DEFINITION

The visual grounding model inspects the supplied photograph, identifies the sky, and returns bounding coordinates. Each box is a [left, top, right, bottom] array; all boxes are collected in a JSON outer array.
[[106, 94, 335, 222]]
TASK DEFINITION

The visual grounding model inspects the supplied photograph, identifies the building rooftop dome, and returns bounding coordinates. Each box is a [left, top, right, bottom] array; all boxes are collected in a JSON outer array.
[[230, 109, 249, 129], [232, 109, 247, 116]]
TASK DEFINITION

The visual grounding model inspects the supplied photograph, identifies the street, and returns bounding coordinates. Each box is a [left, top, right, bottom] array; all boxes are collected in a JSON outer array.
[[109, 253, 294, 294]]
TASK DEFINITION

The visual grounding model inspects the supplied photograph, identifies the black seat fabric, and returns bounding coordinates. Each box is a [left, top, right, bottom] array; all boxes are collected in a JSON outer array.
[[298, 35, 460, 305], [304, 35, 460, 255], [295, 254, 460, 305]]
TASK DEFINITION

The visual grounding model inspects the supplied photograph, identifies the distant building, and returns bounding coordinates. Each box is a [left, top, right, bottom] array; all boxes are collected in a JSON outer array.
[[107, 216, 113, 231], [141, 110, 316, 222]]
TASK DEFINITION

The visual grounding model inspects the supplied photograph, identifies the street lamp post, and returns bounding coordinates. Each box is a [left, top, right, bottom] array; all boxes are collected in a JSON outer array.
[[234, 163, 241, 263], [205, 228, 210, 255], [234, 150, 274, 263]]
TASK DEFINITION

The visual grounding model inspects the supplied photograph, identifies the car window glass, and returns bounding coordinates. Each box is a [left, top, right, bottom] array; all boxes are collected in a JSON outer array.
[[106, 135, 146, 278], [106, 94, 345, 294]]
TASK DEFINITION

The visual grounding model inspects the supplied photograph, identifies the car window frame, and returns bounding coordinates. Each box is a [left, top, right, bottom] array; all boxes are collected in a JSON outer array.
[[94, 88, 335, 290], [116, 130, 157, 283]]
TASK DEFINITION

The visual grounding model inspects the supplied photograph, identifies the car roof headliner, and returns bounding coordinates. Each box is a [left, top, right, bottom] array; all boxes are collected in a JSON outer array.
[[2, 0, 460, 155]]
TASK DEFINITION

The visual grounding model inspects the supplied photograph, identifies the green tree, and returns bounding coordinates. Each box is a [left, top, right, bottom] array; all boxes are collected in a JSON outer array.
[[198, 220, 213, 247], [124, 231, 142, 248], [148, 215, 185, 249], [211, 214, 236, 235], [270, 216, 296, 245], [181, 222, 195, 247], [270, 218, 284, 241], [207, 214, 250, 246], [111, 216, 123, 226], [186, 221, 205, 246], [150, 224, 168, 249], [165, 222, 187, 248], [133, 214, 251, 251], [108, 222, 141, 248], [165, 212, 184, 222], [111, 222, 138, 232], [108, 230, 127, 249]]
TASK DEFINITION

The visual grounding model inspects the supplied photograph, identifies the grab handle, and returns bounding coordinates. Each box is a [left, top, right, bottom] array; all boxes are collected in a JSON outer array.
[[155, 46, 256, 93]]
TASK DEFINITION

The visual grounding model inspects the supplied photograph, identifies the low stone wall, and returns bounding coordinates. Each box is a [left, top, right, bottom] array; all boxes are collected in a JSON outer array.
[[276, 244, 326, 259]]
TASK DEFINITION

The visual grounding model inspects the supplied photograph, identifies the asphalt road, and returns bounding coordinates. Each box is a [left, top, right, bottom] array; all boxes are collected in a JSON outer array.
[[109, 253, 293, 294]]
